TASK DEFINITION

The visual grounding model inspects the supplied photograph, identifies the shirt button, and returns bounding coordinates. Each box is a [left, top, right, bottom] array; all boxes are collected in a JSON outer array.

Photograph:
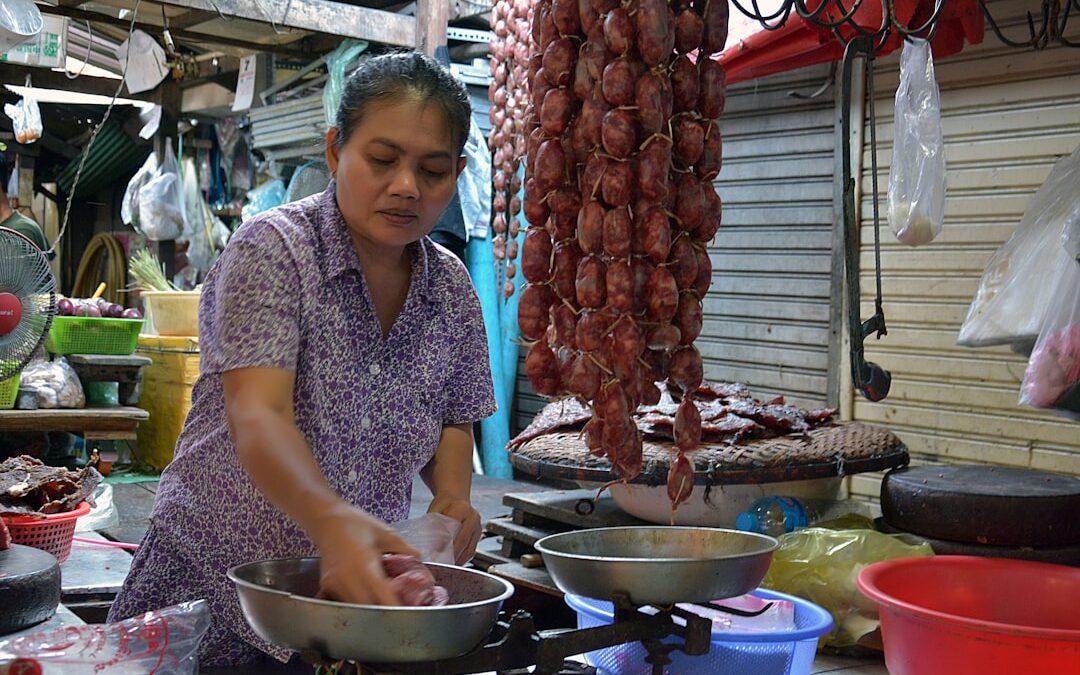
[[360, 416, 372, 430], [348, 469, 358, 482], [369, 363, 381, 376]]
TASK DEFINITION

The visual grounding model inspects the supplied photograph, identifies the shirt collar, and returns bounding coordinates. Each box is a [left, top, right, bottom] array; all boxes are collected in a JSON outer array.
[[316, 182, 433, 301]]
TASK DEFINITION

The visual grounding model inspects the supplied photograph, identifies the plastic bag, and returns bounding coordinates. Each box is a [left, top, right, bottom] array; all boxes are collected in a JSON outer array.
[[0, 600, 210, 674], [762, 519, 934, 649], [137, 141, 185, 241], [240, 179, 285, 222], [887, 38, 946, 247], [20, 357, 85, 409], [392, 513, 461, 565], [3, 94, 42, 145], [459, 117, 493, 239], [75, 483, 119, 532], [323, 40, 369, 128], [0, 0, 43, 55], [957, 144, 1080, 348], [121, 152, 158, 227], [1019, 258, 1080, 416]]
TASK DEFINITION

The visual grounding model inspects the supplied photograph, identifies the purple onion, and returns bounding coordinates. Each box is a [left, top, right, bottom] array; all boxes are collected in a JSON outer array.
[[57, 298, 74, 316], [121, 308, 142, 320], [84, 305, 102, 318]]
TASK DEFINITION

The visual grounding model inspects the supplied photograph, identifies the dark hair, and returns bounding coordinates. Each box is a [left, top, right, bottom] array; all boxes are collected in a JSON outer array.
[[334, 52, 471, 157], [0, 153, 9, 195]]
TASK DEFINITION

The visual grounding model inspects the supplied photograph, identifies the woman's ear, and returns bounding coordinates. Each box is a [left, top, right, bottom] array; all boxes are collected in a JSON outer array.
[[326, 129, 341, 174], [457, 156, 467, 176]]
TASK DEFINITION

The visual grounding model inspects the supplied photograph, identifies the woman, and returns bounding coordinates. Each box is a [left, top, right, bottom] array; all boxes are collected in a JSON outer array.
[[108, 52, 496, 669]]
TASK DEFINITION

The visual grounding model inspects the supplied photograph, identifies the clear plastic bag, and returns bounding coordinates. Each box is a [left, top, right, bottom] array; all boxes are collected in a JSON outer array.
[[1019, 258, 1080, 416], [240, 179, 285, 222], [392, 513, 461, 565], [887, 38, 946, 247], [137, 141, 185, 241], [762, 519, 934, 649], [0, 600, 210, 674], [121, 152, 158, 227], [75, 483, 119, 532], [3, 93, 42, 145], [957, 145, 1080, 348], [20, 357, 85, 409]]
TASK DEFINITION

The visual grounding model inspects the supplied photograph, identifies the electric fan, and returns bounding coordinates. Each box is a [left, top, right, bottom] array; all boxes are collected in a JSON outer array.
[[285, 160, 332, 203], [0, 227, 56, 382]]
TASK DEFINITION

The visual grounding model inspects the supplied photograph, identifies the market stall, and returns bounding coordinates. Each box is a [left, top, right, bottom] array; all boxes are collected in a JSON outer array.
[[1, 0, 1079, 673]]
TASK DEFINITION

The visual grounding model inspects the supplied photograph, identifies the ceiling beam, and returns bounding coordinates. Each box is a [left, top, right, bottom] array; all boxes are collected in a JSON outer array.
[[39, 5, 312, 59], [0, 61, 156, 103], [167, 9, 218, 30], [152, 0, 417, 47]]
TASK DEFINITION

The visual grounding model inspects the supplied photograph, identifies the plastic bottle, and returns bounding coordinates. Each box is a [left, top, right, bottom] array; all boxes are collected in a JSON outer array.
[[735, 496, 813, 536]]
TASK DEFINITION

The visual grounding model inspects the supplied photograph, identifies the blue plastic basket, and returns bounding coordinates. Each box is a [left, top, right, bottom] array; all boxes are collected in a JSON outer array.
[[565, 588, 834, 675]]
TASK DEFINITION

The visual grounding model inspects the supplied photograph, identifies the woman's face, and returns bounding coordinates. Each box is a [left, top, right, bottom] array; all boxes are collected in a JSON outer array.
[[326, 99, 465, 251]]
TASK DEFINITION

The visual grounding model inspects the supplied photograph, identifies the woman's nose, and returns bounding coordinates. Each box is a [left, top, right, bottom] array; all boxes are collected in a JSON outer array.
[[389, 168, 420, 199]]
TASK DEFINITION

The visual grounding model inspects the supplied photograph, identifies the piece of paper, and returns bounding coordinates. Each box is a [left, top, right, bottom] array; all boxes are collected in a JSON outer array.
[[232, 54, 257, 112], [115, 29, 168, 94]]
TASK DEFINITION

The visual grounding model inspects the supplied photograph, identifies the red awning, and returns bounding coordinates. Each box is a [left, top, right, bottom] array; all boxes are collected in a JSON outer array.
[[718, 0, 985, 85]]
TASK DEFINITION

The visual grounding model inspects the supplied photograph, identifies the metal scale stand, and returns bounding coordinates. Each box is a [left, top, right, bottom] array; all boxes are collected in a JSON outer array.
[[305, 594, 774, 675]]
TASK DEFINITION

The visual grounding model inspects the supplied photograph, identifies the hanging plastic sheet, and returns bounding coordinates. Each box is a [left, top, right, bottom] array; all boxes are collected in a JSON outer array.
[[323, 40, 369, 128], [468, 167, 525, 479]]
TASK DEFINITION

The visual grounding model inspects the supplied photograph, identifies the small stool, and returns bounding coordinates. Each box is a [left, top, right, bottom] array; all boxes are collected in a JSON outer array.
[[66, 354, 153, 407]]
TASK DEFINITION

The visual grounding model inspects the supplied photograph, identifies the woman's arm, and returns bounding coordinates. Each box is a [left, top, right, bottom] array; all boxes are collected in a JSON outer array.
[[421, 423, 482, 564], [224, 367, 419, 604]]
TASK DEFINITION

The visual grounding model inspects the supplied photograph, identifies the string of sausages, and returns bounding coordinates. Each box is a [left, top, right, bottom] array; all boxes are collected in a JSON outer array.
[[514, 0, 728, 511], [488, 0, 538, 298]]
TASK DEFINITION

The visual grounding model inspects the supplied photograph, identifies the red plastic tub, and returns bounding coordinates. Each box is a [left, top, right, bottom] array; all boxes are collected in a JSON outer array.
[[857, 555, 1080, 675]]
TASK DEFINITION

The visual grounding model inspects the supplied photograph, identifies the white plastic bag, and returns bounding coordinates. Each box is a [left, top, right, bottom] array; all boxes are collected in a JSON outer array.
[[121, 152, 158, 227], [137, 141, 185, 241], [75, 483, 119, 532], [1019, 258, 1080, 416], [3, 93, 42, 145], [887, 38, 946, 247], [459, 117, 493, 239], [957, 145, 1080, 348], [0, 600, 210, 674]]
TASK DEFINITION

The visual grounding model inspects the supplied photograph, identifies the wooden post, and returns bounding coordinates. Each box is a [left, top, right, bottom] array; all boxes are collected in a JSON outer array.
[[415, 0, 449, 57]]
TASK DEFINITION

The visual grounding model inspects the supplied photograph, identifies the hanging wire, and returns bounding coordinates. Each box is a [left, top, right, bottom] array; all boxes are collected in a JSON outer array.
[[48, 0, 143, 257], [866, 54, 885, 318], [727, 0, 1080, 51], [64, 20, 94, 80]]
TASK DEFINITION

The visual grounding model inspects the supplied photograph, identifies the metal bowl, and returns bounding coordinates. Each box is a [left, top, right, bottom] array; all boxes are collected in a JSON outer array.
[[535, 526, 778, 605], [227, 558, 514, 663]]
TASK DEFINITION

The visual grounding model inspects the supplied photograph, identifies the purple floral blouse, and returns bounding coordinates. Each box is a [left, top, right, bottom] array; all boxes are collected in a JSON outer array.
[[124, 184, 496, 661]]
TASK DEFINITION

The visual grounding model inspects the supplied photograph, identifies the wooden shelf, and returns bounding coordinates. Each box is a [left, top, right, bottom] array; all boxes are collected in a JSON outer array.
[[0, 407, 148, 440]]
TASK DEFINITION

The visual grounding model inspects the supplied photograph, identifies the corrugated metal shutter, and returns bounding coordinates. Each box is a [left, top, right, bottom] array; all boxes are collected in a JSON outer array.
[[849, 0, 1080, 502], [705, 63, 838, 410], [512, 63, 840, 432]]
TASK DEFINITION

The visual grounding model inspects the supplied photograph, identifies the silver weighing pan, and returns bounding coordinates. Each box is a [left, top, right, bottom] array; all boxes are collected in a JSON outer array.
[[228, 558, 514, 663], [535, 526, 778, 606]]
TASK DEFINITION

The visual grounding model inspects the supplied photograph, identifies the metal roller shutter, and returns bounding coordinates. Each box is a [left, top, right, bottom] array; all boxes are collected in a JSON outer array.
[[849, 0, 1080, 502], [512, 63, 841, 432]]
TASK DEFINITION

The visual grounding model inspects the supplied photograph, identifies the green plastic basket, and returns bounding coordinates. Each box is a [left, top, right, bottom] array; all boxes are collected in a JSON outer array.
[[45, 316, 144, 356], [0, 371, 19, 410]]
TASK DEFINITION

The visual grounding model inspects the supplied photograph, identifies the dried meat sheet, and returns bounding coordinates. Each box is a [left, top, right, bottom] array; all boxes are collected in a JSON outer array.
[[507, 398, 591, 449], [0, 455, 101, 517]]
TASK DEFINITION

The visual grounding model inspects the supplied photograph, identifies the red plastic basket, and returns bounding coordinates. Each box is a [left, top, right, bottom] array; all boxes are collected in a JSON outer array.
[[1, 501, 91, 563]]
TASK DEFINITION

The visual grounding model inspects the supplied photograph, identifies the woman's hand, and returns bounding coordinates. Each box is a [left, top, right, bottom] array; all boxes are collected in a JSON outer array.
[[312, 502, 421, 605], [427, 495, 482, 565]]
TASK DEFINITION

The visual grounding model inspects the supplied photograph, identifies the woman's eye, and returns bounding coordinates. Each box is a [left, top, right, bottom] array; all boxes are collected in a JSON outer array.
[[422, 167, 449, 178], [370, 156, 394, 166]]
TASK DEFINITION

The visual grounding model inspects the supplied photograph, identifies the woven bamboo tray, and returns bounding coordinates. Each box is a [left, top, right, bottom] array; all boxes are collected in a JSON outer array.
[[509, 421, 908, 486]]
